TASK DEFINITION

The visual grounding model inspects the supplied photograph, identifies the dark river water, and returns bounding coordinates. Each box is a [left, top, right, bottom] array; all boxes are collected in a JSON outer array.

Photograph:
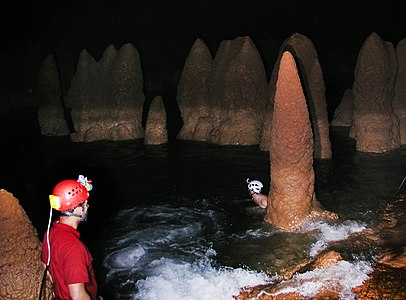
[[1, 108, 405, 299]]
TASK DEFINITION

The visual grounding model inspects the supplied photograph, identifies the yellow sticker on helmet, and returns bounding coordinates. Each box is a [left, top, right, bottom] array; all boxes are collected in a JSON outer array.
[[49, 195, 61, 210]]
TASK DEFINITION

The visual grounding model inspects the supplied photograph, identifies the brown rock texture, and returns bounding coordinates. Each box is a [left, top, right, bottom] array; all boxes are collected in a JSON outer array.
[[0, 189, 53, 299], [264, 51, 335, 231], [259, 58, 277, 152], [234, 250, 347, 300], [235, 264, 406, 300], [260, 33, 331, 159], [308, 58, 332, 159], [69, 43, 144, 142], [353, 264, 406, 300], [310, 251, 342, 269], [236, 193, 406, 300], [177, 39, 213, 141], [36, 54, 70, 136], [394, 38, 406, 145], [144, 95, 168, 145], [207, 36, 268, 145], [331, 88, 354, 127], [177, 36, 268, 145], [376, 194, 406, 269], [264, 51, 315, 230], [352, 32, 400, 153]]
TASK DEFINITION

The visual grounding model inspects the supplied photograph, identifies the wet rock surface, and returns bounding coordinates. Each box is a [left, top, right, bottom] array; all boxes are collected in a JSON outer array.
[[0, 189, 53, 300]]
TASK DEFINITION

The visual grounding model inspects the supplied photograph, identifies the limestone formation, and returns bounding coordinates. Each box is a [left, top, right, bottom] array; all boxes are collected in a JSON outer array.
[[144, 95, 168, 145], [206, 36, 268, 145], [264, 51, 336, 231], [352, 32, 400, 153], [258, 61, 276, 152], [177, 39, 213, 141], [176, 36, 268, 145], [0, 189, 53, 300], [69, 43, 144, 142], [308, 59, 332, 158], [394, 38, 406, 145], [260, 33, 331, 159], [331, 88, 354, 127], [37, 54, 70, 136]]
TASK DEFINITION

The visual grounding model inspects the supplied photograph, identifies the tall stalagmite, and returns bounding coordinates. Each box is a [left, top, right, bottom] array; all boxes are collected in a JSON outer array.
[[352, 32, 400, 152], [177, 39, 213, 141], [260, 33, 331, 159], [207, 36, 268, 145], [69, 43, 144, 142], [144, 95, 168, 145], [394, 38, 406, 145], [264, 51, 336, 231], [37, 54, 69, 136], [331, 88, 354, 127], [176, 36, 268, 145]]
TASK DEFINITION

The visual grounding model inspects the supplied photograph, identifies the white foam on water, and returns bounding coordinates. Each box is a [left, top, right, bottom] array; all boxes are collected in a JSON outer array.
[[106, 245, 146, 269], [103, 222, 206, 280], [231, 228, 279, 239], [261, 259, 373, 300], [103, 203, 224, 282], [103, 203, 374, 300], [135, 253, 272, 300], [300, 219, 367, 256]]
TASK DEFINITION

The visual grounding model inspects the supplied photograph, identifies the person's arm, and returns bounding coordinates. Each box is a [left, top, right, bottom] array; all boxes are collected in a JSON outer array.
[[252, 192, 268, 208], [68, 283, 91, 300]]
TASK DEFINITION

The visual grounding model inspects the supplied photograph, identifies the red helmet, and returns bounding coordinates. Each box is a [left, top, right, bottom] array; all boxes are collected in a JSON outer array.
[[49, 179, 90, 211]]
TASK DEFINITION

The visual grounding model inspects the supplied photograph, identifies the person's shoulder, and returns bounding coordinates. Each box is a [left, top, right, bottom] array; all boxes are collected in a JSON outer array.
[[59, 233, 87, 256], [52, 224, 80, 241]]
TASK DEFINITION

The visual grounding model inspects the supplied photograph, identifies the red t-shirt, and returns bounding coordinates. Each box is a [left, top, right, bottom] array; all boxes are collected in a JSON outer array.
[[41, 221, 98, 300]]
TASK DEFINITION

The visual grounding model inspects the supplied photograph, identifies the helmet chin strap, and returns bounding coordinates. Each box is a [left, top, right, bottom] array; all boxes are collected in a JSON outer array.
[[61, 210, 87, 221], [61, 201, 89, 221]]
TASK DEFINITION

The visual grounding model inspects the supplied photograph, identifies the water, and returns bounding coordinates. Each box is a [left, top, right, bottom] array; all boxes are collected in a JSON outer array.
[[1, 109, 405, 299]]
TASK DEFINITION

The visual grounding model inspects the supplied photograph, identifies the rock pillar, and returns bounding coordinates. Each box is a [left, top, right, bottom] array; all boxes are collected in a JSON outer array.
[[264, 51, 336, 231]]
